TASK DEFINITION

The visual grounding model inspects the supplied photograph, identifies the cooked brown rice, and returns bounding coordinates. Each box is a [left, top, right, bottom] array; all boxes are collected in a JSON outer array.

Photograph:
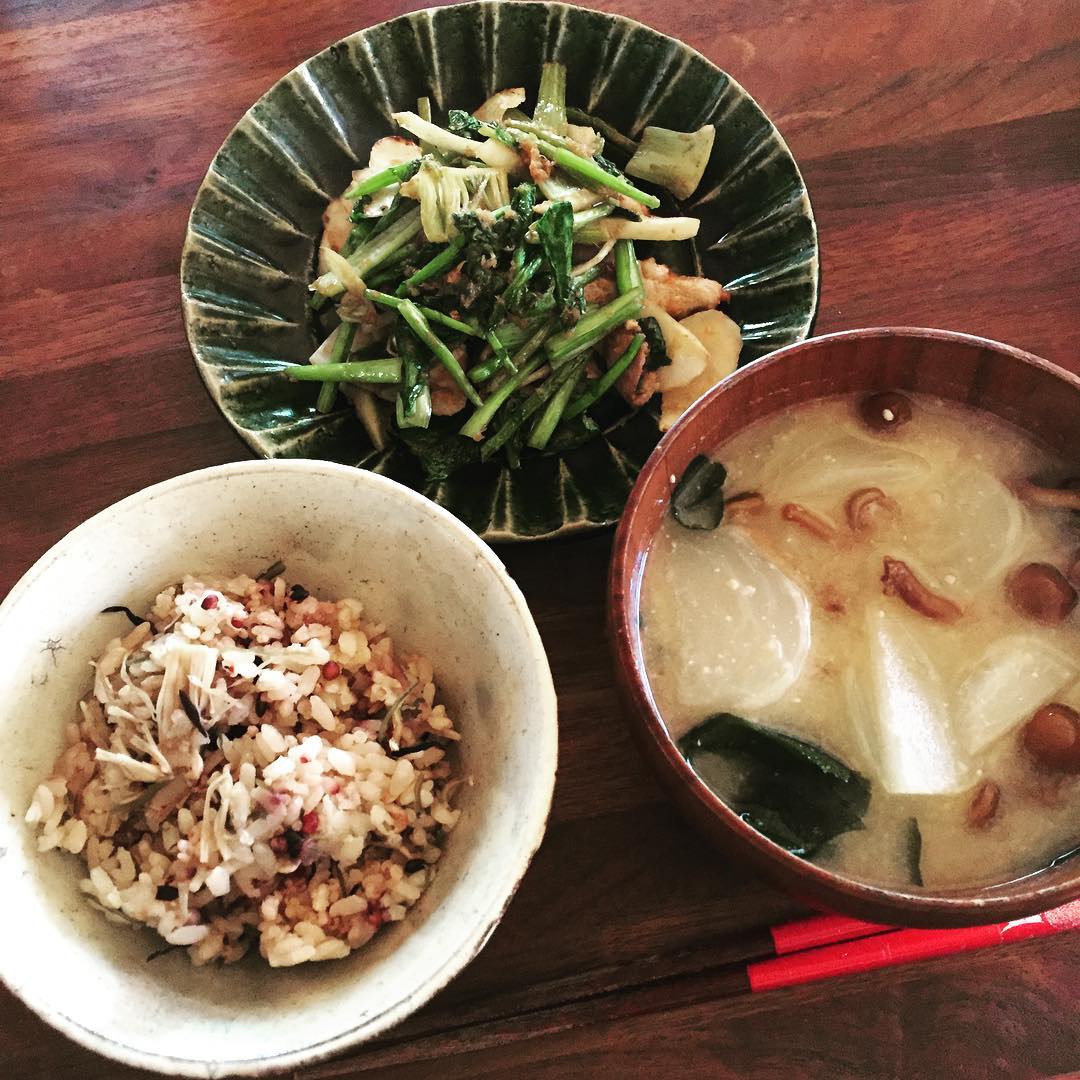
[[25, 571, 462, 967]]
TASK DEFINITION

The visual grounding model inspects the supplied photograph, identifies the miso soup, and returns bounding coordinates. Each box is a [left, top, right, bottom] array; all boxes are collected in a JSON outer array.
[[641, 392, 1080, 889]]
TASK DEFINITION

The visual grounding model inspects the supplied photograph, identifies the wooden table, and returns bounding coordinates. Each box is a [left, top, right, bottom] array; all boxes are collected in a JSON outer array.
[[2, 0, 1078, 1075]]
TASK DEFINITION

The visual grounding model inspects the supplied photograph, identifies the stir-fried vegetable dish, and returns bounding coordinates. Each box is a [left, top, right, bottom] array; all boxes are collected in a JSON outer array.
[[290, 64, 742, 478]]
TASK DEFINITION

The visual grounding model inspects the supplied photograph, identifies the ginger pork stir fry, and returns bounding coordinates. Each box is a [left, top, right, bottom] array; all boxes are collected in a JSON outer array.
[[291, 63, 742, 479]]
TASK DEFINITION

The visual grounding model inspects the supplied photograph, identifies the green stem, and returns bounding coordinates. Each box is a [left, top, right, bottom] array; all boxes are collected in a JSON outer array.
[[614, 239, 641, 294], [415, 96, 437, 157], [365, 289, 480, 337], [395, 328, 432, 429], [545, 288, 643, 365], [493, 254, 542, 322], [290, 358, 402, 383], [469, 319, 552, 385], [315, 321, 358, 412], [395, 233, 467, 296], [343, 160, 421, 200], [312, 207, 424, 298], [533, 61, 568, 135], [341, 218, 375, 259], [375, 238, 425, 272], [528, 364, 583, 449], [397, 300, 483, 407], [573, 264, 603, 287], [485, 329, 517, 374], [349, 208, 423, 275], [487, 318, 538, 355], [534, 139, 660, 209], [460, 322, 557, 437], [565, 107, 638, 158], [573, 205, 615, 231], [564, 333, 644, 420], [480, 355, 587, 459]]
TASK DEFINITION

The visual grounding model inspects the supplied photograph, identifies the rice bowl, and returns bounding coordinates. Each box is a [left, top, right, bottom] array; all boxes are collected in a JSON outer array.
[[27, 571, 464, 969], [0, 460, 557, 1077]]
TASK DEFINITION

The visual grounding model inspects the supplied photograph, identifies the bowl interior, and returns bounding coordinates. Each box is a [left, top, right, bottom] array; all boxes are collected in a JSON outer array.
[[181, 0, 818, 541], [0, 462, 556, 1077], [610, 328, 1080, 926]]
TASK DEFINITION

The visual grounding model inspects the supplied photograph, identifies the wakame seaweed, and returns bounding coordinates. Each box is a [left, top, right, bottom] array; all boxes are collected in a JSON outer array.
[[679, 713, 871, 857], [178, 689, 208, 738], [905, 817, 924, 886], [387, 736, 445, 759], [256, 559, 286, 580], [671, 455, 727, 530], [101, 605, 144, 626]]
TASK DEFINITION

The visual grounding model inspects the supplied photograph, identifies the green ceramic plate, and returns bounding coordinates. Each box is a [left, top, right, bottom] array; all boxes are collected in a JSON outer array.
[[181, 1, 818, 541]]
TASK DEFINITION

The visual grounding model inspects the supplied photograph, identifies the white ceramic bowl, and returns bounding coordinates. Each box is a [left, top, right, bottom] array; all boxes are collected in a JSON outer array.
[[0, 461, 557, 1077]]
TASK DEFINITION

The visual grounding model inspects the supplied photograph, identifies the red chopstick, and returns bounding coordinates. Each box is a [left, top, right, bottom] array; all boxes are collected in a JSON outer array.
[[769, 912, 895, 955], [750, 900, 1080, 991]]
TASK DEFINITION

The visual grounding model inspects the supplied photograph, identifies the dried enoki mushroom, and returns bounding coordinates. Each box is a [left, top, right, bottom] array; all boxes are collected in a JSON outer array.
[[845, 487, 897, 532], [880, 557, 963, 622], [967, 781, 1000, 829], [781, 503, 838, 542], [1013, 479, 1080, 511]]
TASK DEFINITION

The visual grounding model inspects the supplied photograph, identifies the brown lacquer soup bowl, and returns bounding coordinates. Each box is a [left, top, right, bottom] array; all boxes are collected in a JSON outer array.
[[609, 328, 1080, 928]]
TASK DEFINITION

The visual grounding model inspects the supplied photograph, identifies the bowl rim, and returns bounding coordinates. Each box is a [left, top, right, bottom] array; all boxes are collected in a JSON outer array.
[[609, 326, 1080, 925], [178, 0, 820, 543], [0, 458, 558, 1078]]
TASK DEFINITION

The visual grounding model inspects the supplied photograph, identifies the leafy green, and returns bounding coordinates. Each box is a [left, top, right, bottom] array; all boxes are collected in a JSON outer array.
[[500, 255, 543, 316], [341, 217, 375, 256], [459, 321, 557, 439], [671, 455, 727, 529], [541, 413, 600, 455], [906, 818, 923, 887], [394, 328, 432, 429], [396, 425, 480, 482], [507, 181, 538, 243], [535, 200, 581, 317], [446, 109, 518, 148], [679, 713, 871, 858], [593, 153, 622, 177], [361, 193, 406, 241], [638, 316, 671, 372]]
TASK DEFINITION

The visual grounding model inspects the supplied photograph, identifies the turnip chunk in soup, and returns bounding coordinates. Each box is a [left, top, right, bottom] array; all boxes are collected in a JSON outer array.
[[641, 393, 1080, 891], [643, 527, 811, 739]]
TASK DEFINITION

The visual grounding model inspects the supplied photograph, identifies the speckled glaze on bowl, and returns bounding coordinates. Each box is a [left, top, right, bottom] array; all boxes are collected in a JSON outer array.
[[180, 0, 819, 541], [0, 461, 557, 1077], [609, 328, 1080, 929]]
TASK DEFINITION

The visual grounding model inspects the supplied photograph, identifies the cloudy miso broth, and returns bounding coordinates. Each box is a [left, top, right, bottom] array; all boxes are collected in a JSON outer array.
[[642, 393, 1080, 889]]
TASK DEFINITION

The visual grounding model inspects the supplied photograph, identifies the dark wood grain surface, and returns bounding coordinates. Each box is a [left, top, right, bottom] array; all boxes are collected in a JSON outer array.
[[2, 1, 1078, 1076]]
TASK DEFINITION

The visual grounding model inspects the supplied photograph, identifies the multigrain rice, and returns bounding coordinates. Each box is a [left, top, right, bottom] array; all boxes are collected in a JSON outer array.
[[26, 572, 462, 967]]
